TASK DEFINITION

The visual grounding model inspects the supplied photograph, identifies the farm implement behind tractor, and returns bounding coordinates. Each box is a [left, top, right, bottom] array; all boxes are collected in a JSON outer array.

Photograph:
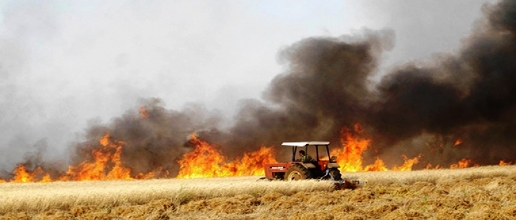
[[263, 141, 363, 189]]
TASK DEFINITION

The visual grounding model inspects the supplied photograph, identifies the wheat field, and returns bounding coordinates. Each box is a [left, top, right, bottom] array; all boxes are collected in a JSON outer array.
[[1, 165, 515, 219]]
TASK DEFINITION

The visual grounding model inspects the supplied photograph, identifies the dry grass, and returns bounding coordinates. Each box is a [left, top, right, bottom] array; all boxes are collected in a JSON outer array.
[[1, 165, 516, 219]]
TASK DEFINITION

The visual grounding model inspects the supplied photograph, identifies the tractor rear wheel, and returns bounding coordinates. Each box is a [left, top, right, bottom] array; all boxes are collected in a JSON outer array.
[[285, 164, 312, 181], [329, 168, 342, 180]]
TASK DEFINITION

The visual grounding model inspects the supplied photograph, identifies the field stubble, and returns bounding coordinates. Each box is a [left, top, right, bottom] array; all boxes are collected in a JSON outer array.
[[1, 165, 516, 219]]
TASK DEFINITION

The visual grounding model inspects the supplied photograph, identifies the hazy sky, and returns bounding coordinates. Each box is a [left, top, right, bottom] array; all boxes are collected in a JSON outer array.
[[0, 0, 496, 168]]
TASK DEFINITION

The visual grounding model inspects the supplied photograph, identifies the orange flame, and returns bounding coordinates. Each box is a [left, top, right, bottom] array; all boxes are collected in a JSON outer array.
[[364, 158, 388, 171], [499, 160, 512, 166], [332, 124, 421, 172], [233, 146, 278, 176], [392, 155, 421, 171], [60, 133, 139, 181], [454, 139, 463, 146], [7, 164, 52, 183], [450, 158, 473, 169], [13, 164, 33, 183], [332, 124, 372, 172], [176, 134, 277, 178]]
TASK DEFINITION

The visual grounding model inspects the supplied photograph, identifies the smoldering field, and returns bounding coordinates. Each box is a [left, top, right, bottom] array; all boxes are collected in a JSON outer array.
[[1, 165, 515, 219]]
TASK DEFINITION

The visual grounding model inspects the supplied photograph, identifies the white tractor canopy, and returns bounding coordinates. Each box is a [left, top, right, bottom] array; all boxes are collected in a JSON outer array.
[[283, 141, 332, 162], [281, 141, 330, 147]]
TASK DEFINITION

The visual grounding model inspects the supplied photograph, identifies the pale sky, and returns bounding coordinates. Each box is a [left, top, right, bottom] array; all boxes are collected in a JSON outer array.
[[0, 0, 496, 168]]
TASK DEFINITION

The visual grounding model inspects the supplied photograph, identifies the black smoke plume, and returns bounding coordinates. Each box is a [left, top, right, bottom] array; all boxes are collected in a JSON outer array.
[[215, 0, 516, 166], [370, 0, 516, 165]]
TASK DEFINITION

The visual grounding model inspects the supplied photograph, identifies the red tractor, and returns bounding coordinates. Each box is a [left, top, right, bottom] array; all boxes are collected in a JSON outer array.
[[263, 141, 343, 181]]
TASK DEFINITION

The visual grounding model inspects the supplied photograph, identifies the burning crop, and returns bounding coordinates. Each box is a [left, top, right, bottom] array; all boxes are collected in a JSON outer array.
[[1, 122, 509, 183], [176, 134, 277, 178], [4, 133, 155, 182], [1, 133, 278, 182]]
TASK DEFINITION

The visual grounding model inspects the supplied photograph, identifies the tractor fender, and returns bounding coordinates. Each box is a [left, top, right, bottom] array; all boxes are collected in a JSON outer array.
[[301, 163, 316, 169], [327, 163, 340, 168]]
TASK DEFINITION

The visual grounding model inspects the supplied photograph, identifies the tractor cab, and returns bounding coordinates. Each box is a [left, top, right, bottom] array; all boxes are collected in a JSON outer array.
[[282, 141, 338, 172]]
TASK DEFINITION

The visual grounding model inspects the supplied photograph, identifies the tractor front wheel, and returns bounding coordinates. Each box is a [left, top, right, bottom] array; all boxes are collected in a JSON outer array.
[[285, 164, 311, 181]]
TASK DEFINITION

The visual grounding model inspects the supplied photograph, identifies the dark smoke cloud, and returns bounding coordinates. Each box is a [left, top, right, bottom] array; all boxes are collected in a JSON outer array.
[[3, 0, 516, 179], [217, 0, 516, 166], [369, 0, 516, 165], [213, 30, 394, 157]]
